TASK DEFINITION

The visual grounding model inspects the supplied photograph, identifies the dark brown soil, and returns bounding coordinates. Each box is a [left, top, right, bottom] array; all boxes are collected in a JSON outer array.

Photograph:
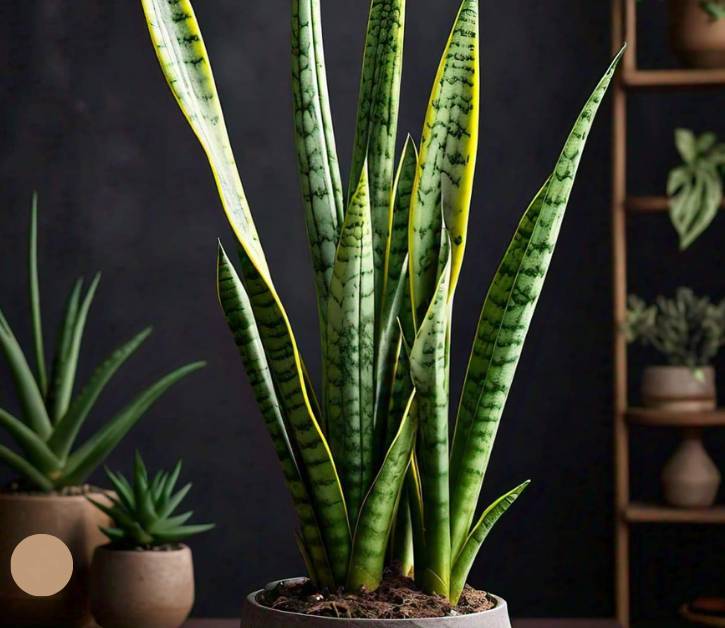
[[0, 481, 103, 496], [257, 570, 494, 619]]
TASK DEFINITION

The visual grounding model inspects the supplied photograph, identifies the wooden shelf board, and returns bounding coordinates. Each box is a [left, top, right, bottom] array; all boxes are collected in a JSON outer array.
[[626, 407, 725, 428], [626, 196, 725, 213], [624, 502, 725, 524], [623, 69, 725, 88]]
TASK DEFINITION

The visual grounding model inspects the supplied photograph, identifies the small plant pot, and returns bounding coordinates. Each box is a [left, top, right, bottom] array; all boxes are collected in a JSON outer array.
[[0, 490, 111, 627], [241, 578, 511, 627], [641, 366, 716, 412], [669, 0, 725, 68], [662, 428, 722, 508], [90, 544, 194, 628]]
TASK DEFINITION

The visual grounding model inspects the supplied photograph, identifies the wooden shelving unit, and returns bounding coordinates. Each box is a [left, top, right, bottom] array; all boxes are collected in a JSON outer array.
[[610, 1, 725, 626]]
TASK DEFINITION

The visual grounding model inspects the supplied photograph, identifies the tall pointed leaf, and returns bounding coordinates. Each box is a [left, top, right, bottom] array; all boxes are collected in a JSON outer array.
[[217, 244, 334, 588], [0, 407, 59, 473], [449, 48, 625, 558], [28, 192, 47, 395], [326, 167, 375, 523], [0, 445, 53, 491], [409, 0, 479, 326], [349, 0, 405, 311]]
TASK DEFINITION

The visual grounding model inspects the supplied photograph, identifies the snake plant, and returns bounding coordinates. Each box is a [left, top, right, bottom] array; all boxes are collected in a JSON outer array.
[[0, 196, 205, 492], [88, 452, 214, 548], [141, 0, 622, 603]]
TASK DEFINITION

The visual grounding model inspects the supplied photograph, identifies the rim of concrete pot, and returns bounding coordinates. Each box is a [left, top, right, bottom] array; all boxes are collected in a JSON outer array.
[[241, 578, 511, 627]]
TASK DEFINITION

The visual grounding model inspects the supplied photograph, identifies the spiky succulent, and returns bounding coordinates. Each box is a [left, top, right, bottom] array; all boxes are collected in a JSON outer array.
[[89, 452, 214, 548], [627, 288, 725, 367], [141, 0, 622, 603], [0, 196, 205, 492]]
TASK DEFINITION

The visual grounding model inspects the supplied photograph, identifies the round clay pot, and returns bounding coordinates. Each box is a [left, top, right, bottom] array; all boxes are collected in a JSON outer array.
[[241, 579, 511, 627], [662, 428, 722, 508], [641, 366, 716, 412], [90, 544, 194, 628], [669, 0, 725, 68], [0, 491, 111, 627]]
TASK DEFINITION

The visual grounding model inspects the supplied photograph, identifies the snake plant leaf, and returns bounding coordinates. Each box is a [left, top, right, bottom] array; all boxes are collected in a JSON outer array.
[[292, 0, 344, 351], [349, 0, 405, 311], [0, 407, 59, 473], [61, 361, 205, 486], [50, 274, 101, 422], [409, 238, 452, 598], [347, 389, 417, 592], [449, 47, 624, 559], [449, 480, 530, 604], [28, 193, 47, 395], [326, 167, 376, 524], [47, 328, 153, 460], [140, 0, 268, 279], [0, 310, 52, 439], [384, 328, 413, 450], [409, 0, 479, 326], [217, 244, 335, 587], [0, 445, 53, 491], [235, 245, 351, 585]]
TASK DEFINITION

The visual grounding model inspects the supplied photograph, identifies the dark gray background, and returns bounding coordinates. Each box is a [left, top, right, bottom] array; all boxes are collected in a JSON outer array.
[[1, 0, 723, 621]]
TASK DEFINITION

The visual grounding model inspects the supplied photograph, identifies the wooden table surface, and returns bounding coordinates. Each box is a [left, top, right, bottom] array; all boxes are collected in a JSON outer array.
[[185, 620, 620, 627]]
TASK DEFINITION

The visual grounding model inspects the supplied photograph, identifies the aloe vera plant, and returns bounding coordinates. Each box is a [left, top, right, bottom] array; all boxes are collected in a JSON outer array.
[[0, 196, 205, 492], [142, 0, 623, 603], [88, 452, 214, 548]]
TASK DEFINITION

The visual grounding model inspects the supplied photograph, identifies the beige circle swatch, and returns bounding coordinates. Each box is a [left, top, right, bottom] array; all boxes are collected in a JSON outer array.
[[10, 534, 73, 597]]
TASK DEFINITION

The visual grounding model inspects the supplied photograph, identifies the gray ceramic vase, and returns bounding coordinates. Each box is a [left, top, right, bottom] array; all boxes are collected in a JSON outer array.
[[240, 579, 511, 628]]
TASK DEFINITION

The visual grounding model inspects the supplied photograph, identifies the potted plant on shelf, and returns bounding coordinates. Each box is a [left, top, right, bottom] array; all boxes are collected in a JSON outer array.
[[667, 0, 725, 68], [87, 453, 214, 628], [667, 129, 725, 250], [141, 0, 623, 623], [0, 196, 205, 627], [627, 288, 723, 508]]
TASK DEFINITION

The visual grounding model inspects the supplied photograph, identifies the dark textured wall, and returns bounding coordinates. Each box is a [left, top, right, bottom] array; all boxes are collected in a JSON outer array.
[[1, 1, 723, 620]]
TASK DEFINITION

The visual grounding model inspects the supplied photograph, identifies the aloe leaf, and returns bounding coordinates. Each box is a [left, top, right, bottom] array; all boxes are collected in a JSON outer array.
[[163, 460, 182, 504], [158, 483, 191, 520], [347, 389, 416, 592], [0, 444, 52, 491], [151, 511, 193, 532], [326, 166, 376, 523], [152, 523, 214, 543], [28, 193, 47, 395], [349, 0, 405, 311], [235, 245, 351, 585], [99, 527, 126, 543], [292, 0, 344, 358], [409, 0, 479, 326], [449, 480, 529, 604], [140, 0, 268, 277], [0, 407, 60, 473], [449, 48, 624, 559], [217, 244, 335, 587], [0, 310, 52, 438], [105, 468, 135, 512], [409, 239, 451, 598], [50, 274, 100, 422], [48, 328, 152, 460], [60, 361, 205, 486]]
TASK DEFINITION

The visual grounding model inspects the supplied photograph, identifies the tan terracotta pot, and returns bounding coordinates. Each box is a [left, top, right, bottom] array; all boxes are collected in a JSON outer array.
[[90, 544, 195, 628], [0, 491, 111, 627], [641, 365, 716, 412], [669, 0, 725, 68], [662, 428, 722, 508]]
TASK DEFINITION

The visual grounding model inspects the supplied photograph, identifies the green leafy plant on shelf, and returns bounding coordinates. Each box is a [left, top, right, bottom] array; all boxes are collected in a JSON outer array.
[[701, 0, 725, 20], [88, 452, 214, 548], [668, 129, 725, 250], [141, 0, 623, 603], [0, 196, 205, 492], [627, 288, 725, 369]]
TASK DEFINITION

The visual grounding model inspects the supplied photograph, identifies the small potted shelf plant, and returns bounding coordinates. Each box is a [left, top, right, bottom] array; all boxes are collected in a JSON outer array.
[[0, 197, 204, 627], [627, 289, 723, 509], [669, 0, 725, 68], [667, 129, 725, 250], [87, 453, 214, 628], [141, 0, 622, 624]]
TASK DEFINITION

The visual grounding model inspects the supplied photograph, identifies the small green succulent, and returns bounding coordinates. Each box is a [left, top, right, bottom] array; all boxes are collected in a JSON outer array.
[[89, 452, 214, 548]]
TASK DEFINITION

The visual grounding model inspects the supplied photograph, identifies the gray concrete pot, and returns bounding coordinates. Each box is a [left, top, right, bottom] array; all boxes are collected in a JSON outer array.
[[241, 579, 511, 627]]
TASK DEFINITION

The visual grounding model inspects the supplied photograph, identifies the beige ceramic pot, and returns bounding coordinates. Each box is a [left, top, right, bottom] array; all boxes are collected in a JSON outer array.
[[662, 428, 722, 508], [0, 491, 111, 627], [90, 544, 195, 628], [641, 366, 716, 412], [669, 0, 725, 68]]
